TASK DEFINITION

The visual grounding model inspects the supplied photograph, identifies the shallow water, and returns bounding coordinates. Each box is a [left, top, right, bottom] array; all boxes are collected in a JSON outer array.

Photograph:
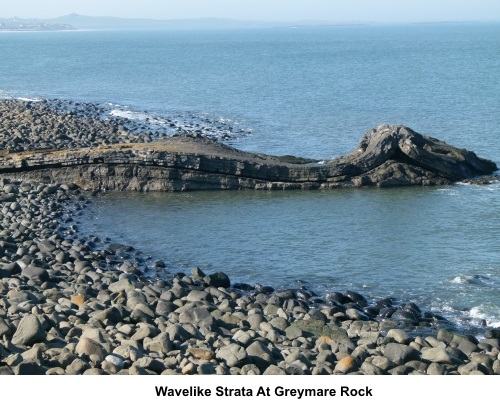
[[80, 181, 500, 330]]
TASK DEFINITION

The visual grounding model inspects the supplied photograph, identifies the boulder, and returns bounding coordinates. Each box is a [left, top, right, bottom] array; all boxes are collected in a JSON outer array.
[[216, 343, 247, 367], [21, 266, 49, 282], [75, 337, 106, 361], [203, 272, 230, 288], [383, 343, 420, 364], [12, 314, 46, 346]]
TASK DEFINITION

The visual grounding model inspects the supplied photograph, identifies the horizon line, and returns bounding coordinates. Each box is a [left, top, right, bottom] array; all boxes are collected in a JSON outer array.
[[1, 13, 499, 25]]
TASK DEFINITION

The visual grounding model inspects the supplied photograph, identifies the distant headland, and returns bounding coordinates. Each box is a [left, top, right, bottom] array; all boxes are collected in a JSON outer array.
[[0, 14, 393, 32]]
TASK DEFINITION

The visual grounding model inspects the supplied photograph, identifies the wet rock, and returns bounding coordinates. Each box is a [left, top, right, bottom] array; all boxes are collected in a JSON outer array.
[[485, 329, 500, 339], [346, 308, 370, 321], [345, 291, 367, 305], [203, 272, 230, 288]]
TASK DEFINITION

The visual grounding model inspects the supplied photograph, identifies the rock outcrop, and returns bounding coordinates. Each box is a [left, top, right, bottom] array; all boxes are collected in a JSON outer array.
[[0, 99, 496, 191]]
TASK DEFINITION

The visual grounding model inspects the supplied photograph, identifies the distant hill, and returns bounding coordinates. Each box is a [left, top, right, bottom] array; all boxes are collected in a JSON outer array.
[[0, 17, 73, 31], [0, 14, 366, 31], [49, 13, 269, 30]]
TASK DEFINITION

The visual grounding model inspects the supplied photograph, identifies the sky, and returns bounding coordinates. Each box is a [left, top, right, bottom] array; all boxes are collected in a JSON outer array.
[[1, 0, 499, 22]]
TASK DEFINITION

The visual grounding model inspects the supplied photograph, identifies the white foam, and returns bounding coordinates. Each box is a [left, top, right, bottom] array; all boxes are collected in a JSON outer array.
[[451, 276, 466, 284], [433, 304, 456, 313], [17, 97, 41, 102], [469, 305, 500, 328], [109, 109, 164, 124], [109, 109, 148, 120], [109, 109, 170, 127]]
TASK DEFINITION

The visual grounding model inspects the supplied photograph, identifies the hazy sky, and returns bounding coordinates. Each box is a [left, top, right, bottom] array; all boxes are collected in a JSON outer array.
[[2, 0, 499, 22]]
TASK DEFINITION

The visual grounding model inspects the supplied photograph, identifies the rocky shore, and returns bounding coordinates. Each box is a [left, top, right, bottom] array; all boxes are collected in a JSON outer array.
[[1, 179, 500, 375], [0, 99, 497, 191], [0, 99, 247, 152]]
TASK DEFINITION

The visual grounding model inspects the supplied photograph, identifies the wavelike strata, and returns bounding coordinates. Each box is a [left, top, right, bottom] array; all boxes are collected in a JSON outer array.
[[0, 121, 497, 191]]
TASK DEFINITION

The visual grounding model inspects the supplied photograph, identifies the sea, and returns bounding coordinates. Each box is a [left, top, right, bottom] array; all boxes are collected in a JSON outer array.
[[0, 23, 499, 333]]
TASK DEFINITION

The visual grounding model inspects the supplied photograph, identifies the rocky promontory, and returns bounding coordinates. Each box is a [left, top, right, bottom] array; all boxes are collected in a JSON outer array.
[[0, 99, 497, 190]]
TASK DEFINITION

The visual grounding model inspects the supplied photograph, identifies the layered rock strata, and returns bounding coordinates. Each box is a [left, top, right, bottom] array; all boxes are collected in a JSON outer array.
[[0, 123, 496, 191]]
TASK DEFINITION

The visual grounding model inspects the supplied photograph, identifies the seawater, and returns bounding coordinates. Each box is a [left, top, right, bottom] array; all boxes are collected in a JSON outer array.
[[81, 184, 500, 331], [0, 23, 499, 330]]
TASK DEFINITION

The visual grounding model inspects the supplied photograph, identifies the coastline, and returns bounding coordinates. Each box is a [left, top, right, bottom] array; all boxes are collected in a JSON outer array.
[[0, 29, 91, 33], [0, 98, 499, 375]]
